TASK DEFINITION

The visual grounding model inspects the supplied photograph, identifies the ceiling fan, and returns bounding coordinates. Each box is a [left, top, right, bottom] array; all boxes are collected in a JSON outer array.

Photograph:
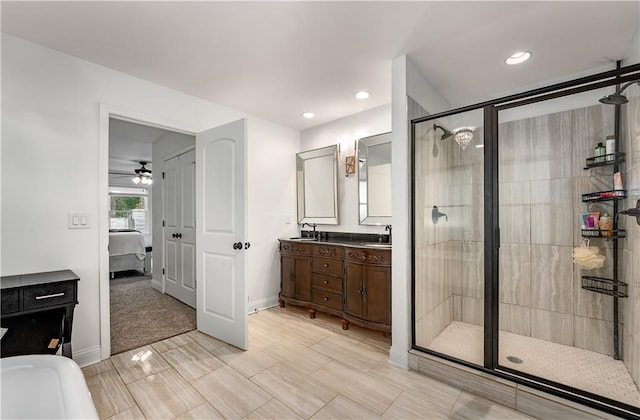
[[110, 161, 153, 185]]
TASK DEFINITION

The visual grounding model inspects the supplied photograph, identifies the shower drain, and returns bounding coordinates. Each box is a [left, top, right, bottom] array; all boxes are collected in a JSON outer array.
[[506, 356, 524, 364]]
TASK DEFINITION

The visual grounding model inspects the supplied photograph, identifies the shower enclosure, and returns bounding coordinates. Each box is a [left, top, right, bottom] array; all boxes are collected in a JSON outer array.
[[412, 62, 640, 417]]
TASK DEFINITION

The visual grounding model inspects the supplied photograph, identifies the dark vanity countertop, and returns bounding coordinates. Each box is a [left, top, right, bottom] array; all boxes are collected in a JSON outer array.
[[1, 269, 79, 289], [280, 233, 391, 249]]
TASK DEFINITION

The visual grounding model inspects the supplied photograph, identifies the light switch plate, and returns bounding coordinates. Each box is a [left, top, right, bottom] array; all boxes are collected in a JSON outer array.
[[68, 212, 91, 229]]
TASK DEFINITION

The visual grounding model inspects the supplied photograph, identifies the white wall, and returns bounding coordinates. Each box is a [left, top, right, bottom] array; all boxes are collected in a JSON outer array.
[[1, 35, 299, 366], [299, 104, 391, 234], [151, 131, 196, 291]]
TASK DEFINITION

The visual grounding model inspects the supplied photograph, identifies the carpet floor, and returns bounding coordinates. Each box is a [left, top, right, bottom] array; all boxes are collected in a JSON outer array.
[[110, 271, 196, 355]]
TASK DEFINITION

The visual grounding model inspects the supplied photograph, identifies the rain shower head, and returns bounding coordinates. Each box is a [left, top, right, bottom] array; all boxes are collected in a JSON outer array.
[[433, 124, 453, 140], [599, 80, 640, 105]]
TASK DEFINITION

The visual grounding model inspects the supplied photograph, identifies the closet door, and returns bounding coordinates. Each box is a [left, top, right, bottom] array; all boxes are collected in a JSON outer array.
[[163, 150, 196, 308]]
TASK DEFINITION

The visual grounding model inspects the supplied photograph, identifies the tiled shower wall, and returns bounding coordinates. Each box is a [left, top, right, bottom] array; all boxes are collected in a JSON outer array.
[[622, 83, 640, 389], [413, 96, 637, 365]]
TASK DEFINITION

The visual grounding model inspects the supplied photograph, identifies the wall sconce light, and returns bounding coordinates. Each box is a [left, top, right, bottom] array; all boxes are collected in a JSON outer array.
[[338, 141, 357, 177]]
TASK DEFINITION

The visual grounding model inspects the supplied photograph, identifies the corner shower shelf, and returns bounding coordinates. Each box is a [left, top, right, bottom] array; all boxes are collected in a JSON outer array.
[[583, 152, 625, 169], [581, 190, 627, 203], [581, 229, 626, 239], [581, 276, 628, 298]]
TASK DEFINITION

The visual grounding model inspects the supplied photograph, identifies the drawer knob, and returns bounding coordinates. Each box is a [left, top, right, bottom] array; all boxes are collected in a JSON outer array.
[[35, 292, 65, 300], [323, 297, 329, 301], [323, 280, 328, 284], [323, 263, 329, 268]]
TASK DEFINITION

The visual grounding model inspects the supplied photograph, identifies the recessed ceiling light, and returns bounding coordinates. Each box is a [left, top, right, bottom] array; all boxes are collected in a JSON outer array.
[[505, 51, 531, 65], [302, 112, 315, 119], [355, 91, 370, 100]]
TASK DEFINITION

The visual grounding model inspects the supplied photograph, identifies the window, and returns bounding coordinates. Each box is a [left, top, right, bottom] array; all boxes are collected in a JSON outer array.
[[109, 187, 149, 233]]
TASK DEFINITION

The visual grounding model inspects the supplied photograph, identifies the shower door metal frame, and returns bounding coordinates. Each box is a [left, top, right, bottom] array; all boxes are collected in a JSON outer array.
[[410, 62, 640, 419]]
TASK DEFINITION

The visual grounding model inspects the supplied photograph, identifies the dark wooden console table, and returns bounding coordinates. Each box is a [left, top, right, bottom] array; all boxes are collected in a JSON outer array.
[[1, 269, 79, 358]]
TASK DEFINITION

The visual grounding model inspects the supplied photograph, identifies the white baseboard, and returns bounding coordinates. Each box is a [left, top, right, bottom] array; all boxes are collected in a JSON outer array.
[[389, 345, 409, 368], [73, 346, 102, 368], [248, 295, 279, 314]]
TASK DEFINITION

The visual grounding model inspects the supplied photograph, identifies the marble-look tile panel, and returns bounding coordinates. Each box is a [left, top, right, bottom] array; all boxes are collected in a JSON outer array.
[[415, 297, 453, 348], [529, 110, 573, 181], [110, 345, 171, 384], [450, 391, 536, 420], [127, 368, 204, 419], [461, 240, 484, 299], [460, 295, 484, 326], [499, 243, 531, 306], [82, 358, 115, 379], [310, 361, 402, 415], [251, 364, 336, 418], [310, 334, 387, 372], [499, 303, 531, 336], [191, 366, 272, 419], [85, 369, 136, 419], [245, 398, 304, 420], [209, 343, 277, 378], [498, 118, 530, 182], [499, 181, 531, 245], [573, 269, 613, 322], [382, 391, 449, 419], [174, 402, 225, 420], [107, 405, 146, 420], [151, 333, 195, 353], [516, 386, 605, 420], [453, 294, 462, 322], [262, 337, 331, 376], [416, 355, 517, 409], [530, 178, 574, 246], [530, 245, 573, 313], [161, 340, 225, 381], [367, 363, 461, 413], [310, 395, 381, 420], [573, 315, 615, 356], [530, 308, 573, 346], [571, 105, 614, 179]]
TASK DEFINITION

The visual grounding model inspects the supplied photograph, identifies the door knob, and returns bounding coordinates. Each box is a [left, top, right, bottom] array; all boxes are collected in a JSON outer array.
[[171, 233, 177, 238], [177, 233, 182, 238], [244, 242, 251, 249], [233, 242, 243, 250]]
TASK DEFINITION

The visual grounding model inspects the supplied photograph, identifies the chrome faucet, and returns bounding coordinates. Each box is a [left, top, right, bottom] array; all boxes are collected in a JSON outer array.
[[301, 222, 317, 238], [385, 224, 392, 244]]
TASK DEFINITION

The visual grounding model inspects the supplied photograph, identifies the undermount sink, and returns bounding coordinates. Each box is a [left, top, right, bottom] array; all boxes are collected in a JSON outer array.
[[1, 355, 99, 419], [360, 242, 392, 248], [289, 237, 317, 241]]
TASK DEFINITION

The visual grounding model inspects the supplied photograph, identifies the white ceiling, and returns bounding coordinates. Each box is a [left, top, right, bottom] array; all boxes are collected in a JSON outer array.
[[2, 1, 638, 134]]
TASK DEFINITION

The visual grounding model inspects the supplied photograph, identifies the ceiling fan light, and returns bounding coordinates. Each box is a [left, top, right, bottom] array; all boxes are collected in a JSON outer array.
[[454, 129, 474, 150], [132, 175, 141, 184]]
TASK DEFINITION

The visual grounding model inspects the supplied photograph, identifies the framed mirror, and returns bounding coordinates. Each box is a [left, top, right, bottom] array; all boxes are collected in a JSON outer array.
[[296, 145, 339, 225], [358, 132, 391, 225]]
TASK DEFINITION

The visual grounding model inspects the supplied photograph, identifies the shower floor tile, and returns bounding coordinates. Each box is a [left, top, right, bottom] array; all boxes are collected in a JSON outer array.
[[427, 321, 640, 408]]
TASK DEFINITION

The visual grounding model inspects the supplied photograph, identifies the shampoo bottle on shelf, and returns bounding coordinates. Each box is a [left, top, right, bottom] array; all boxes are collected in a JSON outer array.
[[605, 135, 616, 161], [595, 142, 605, 163]]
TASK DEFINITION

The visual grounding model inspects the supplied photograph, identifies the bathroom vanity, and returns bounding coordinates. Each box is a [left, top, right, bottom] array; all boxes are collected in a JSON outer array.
[[279, 237, 391, 333], [0, 270, 79, 358]]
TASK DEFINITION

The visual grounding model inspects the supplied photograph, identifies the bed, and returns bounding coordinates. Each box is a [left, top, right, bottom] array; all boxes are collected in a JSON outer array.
[[109, 229, 147, 277]]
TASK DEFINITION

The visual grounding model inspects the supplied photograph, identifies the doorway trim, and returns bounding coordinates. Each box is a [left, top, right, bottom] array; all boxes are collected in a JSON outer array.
[[99, 104, 196, 359]]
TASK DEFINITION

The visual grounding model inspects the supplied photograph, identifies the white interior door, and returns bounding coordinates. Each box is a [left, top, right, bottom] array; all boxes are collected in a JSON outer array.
[[164, 149, 196, 307], [195, 118, 247, 350]]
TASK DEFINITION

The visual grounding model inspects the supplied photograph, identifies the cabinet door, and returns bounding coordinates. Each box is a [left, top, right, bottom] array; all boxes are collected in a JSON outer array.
[[345, 262, 364, 318], [293, 256, 312, 300], [363, 265, 391, 324], [281, 254, 295, 298]]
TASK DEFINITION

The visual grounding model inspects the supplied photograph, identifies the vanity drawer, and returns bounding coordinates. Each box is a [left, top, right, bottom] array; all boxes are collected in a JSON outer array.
[[1, 288, 20, 314], [312, 244, 344, 259], [312, 274, 343, 293], [280, 241, 311, 255], [345, 247, 391, 266], [23, 281, 77, 311], [312, 257, 343, 276], [311, 289, 342, 311]]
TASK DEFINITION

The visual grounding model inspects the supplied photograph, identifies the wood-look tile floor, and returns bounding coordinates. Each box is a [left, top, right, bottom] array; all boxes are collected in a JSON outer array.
[[83, 306, 534, 419]]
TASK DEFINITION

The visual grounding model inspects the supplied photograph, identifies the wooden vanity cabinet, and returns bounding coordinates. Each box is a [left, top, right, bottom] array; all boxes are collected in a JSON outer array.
[[344, 247, 391, 333], [279, 239, 391, 334], [279, 242, 312, 305]]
